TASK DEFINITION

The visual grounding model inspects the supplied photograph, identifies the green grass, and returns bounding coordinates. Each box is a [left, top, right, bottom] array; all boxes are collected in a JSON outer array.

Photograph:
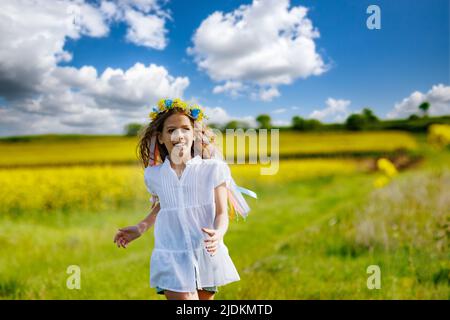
[[1, 160, 448, 299], [222, 168, 448, 299], [0, 132, 448, 299]]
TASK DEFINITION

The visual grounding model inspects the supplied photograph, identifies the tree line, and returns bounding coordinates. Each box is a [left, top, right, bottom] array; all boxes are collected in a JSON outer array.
[[125, 101, 449, 135]]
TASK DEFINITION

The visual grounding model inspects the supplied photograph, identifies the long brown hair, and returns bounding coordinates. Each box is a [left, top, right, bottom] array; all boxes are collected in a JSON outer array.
[[137, 108, 218, 168]]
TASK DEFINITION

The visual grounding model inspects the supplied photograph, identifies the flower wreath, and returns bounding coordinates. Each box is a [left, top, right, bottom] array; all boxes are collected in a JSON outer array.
[[148, 98, 207, 122]]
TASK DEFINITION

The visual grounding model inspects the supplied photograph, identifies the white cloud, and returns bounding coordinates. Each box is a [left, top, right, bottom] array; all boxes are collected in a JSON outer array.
[[74, 1, 110, 37], [272, 108, 287, 114], [0, 0, 187, 136], [251, 87, 281, 102], [99, 0, 169, 48], [0, 0, 108, 100], [188, 0, 327, 101], [309, 98, 351, 122], [387, 84, 450, 119], [59, 106, 117, 127], [203, 106, 257, 128], [272, 119, 291, 127], [124, 9, 167, 49], [0, 105, 123, 136], [100, 1, 118, 20], [212, 81, 246, 98], [117, 0, 160, 13], [0, 108, 21, 125]]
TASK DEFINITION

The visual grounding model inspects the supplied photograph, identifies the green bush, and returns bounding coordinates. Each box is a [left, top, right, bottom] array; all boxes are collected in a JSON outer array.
[[124, 123, 143, 136]]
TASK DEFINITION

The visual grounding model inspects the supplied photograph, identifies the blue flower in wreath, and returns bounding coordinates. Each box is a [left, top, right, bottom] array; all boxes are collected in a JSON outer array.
[[164, 99, 173, 108], [190, 108, 201, 119], [152, 106, 159, 113]]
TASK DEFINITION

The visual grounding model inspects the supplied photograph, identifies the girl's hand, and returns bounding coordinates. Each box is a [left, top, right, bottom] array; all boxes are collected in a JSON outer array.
[[202, 228, 223, 256], [113, 225, 141, 249]]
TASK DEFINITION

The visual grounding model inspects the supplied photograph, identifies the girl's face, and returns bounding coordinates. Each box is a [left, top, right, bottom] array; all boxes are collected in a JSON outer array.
[[158, 113, 194, 162]]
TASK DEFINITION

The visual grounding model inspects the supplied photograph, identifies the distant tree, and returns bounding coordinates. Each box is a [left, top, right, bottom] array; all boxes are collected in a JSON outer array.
[[345, 113, 366, 131], [362, 108, 379, 123], [292, 116, 306, 130], [344, 108, 379, 131], [292, 116, 322, 131], [408, 114, 420, 121], [223, 120, 250, 130], [124, 123, 143, 136], [304, 119, 322, 130], [256, 114, 272, 129], [207, 123, 221, 130], [418, 101, 430, 117]]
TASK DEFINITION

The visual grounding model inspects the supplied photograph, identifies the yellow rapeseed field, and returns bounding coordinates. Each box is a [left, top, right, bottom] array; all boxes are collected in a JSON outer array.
[[257, 130, 417, 155], [0, 159, 364, 216], [230, 158, 363, 185], [0, 165, 145, 215], [0, 131, 417, 167], [427, 124, 450, 148], [0, 136, 138, 167], [0, 131, 413, 216]]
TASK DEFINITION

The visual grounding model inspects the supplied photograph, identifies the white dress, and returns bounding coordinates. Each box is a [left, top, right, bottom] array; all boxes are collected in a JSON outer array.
[[144, 154, 241, 292]]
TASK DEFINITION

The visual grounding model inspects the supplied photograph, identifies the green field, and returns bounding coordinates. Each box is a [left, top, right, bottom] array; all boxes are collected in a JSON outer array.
[[0, 131, 448, 299]]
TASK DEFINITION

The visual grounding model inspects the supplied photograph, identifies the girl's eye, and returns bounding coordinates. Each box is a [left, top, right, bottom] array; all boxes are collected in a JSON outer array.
[[168, 128, 190, 133]]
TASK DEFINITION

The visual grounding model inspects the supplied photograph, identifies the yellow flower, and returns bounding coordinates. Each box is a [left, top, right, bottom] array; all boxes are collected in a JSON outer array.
[[377, 158, 398, 177], [374, 175, 390, 188], [157, 99, 166, 111], [373, 158, 398, 188], [149, 111, 158, 120], [172, 98, 183, 109], [428, 124, 450, 148]]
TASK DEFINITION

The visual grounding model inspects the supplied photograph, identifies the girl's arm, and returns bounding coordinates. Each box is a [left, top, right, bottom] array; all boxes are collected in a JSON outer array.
[[213, 182, 229, 237], [137, 203, 161, 234], [114, 203, 160, 248], [202, 182, 228, 255]]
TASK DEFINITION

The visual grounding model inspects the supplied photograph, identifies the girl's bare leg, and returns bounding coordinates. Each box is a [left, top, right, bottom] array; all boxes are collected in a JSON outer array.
[[197, 290, 215, 300], [164, 290, 199, 300]]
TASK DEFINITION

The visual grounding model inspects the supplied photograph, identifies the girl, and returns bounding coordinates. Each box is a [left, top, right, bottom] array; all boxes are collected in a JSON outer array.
[[113, 98, 256, 300]]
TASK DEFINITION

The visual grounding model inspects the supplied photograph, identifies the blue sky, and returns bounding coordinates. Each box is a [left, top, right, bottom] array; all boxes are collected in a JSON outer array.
[[0, 0, 449, 135]]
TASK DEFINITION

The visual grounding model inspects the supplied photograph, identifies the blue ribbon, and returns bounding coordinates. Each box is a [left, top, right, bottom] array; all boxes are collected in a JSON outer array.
[[235, 185, 258, 199]]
